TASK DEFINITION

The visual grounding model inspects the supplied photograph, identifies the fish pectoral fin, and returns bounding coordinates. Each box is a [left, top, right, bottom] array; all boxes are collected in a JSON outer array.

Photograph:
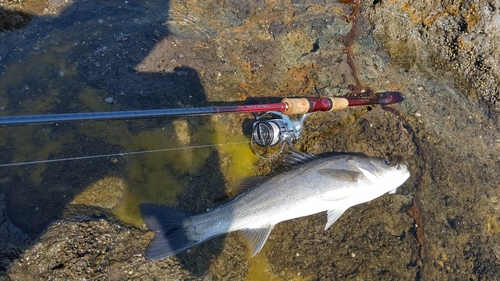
[[317, 169, 361, 183], [325, 208, 347, 230], [239, 225, 275, 256]]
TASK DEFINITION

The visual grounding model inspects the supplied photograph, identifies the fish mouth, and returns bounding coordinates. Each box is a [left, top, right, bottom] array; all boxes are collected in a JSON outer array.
[[395, 163, 411, 180], [396, 163, 409, 171], [396, 160, 410, 168]]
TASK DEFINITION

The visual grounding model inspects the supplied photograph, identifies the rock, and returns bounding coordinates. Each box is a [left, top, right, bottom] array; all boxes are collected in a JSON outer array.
[[0, 0, 500, 279], [70, 177, 125, 209], [368, 0, 500, 114], [6, 206, 248, 280], [0, 194, 31, 276]]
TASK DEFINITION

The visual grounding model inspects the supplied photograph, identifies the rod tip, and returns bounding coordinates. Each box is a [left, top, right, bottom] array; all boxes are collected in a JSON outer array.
[[376, 92, 404, 105]]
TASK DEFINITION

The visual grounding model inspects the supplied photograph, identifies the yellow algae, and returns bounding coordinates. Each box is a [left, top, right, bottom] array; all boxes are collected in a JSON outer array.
[[113, 162, 184, 227], [172, 119, 192, 146], [122, 125, 212, 175], [112, 146, 208, 226], [79, 88, 114, 112], [0, 103, 7, 117], [0, 40, 81, 182], [247, 252, 284, 281], [166, 147, 212, 175], [3, 126, 75, 184], [79, 120, 124, 139], [246, 239, 314, 281], [0, 175, 11, 183], [0, 38, 78, 119], [487, 216, 500, 234], [125, 154, 183, 201], [76, 112, 256, 226], [108, 117, 215, 225], [211, 115, 257, 186], [21, 93, 58, 113], [71, 177, 125, 209], [112, 191, 146, 227]]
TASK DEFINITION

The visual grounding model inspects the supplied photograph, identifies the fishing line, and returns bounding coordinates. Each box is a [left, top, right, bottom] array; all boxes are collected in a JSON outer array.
[[0, 92, 406, 167], [0, 141, 250, 168]]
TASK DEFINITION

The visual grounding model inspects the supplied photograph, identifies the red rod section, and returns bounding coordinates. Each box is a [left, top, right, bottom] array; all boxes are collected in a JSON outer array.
[[347, 91, 404, 106], [309, 98, 335, 112]]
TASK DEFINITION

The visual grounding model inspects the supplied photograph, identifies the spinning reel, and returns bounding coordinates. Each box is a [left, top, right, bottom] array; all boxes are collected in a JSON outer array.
[[250, 111, 310, 158]]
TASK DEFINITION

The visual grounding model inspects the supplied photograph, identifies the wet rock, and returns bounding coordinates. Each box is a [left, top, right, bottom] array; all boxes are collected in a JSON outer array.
[[6, 205, 248, 280], [0, 6, 33, 31], [368, 0, 500, 114], [0, 194, 31, 276], [0, 0, 500, 279], [6, 213, 150, 280]]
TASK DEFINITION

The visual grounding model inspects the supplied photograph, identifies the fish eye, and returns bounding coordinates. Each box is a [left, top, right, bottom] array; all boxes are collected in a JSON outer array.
[[383, 159, 390, 165]]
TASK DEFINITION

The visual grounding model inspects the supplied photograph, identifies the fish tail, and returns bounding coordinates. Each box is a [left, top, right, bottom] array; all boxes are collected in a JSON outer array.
[[139, 203, 198, 260]]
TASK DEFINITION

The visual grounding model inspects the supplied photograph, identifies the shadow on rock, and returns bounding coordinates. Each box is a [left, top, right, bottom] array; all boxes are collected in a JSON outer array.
[[0, 0, 228, 277]]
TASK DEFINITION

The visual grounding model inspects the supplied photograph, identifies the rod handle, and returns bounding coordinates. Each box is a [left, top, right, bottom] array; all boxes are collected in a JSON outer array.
[[281, 97, 348, 115]]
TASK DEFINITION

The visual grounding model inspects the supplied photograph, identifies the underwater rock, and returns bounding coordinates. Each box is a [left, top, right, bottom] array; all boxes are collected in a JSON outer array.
[[70, 177, 125, 209], [0, 194, 31, 275]]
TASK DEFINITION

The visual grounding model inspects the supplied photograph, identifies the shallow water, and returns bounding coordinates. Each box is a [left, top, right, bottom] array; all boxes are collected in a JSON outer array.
[[1, 0, 500, 279]]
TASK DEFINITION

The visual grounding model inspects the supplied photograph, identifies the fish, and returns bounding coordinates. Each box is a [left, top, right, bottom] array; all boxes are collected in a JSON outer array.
[[139, 150, 410, 260]]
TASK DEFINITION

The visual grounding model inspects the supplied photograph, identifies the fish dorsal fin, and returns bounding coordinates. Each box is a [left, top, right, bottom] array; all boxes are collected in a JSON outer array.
[[239, 225, 275, 256], [233, 176, 268, 195], [317, 169, 361, 183], [282, 149, 318, 168], [325, 208, 347, 230]]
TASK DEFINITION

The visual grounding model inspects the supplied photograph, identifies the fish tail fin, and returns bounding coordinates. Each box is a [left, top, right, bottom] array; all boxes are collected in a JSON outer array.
[[139, 203, 198, 260]]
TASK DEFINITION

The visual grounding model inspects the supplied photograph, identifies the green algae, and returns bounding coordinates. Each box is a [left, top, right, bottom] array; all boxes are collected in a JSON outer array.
[[71, 115, 258, 227]]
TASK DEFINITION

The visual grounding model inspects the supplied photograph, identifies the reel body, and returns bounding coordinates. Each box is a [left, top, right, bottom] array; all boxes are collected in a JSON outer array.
[[251, 111, 309, 148]]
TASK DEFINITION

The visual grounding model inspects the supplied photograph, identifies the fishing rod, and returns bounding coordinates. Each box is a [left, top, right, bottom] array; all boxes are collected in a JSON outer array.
[[0, 92, 403, 126], [0, 92, 404, 149]]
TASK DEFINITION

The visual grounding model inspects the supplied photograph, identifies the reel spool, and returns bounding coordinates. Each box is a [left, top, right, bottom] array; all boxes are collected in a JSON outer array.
[[251, 111, 309, 159]]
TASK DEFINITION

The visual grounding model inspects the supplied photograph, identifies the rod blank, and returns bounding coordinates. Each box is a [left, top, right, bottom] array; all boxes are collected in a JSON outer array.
[[0, 92, 404, 127]]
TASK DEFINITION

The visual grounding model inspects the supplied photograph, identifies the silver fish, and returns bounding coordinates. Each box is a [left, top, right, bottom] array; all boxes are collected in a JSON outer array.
[[140, 150, 410, 260]]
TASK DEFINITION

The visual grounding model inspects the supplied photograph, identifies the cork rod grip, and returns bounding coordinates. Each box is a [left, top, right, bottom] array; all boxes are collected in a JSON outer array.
[[328, 97, 349, 111], [281, 97, 349, 115]]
